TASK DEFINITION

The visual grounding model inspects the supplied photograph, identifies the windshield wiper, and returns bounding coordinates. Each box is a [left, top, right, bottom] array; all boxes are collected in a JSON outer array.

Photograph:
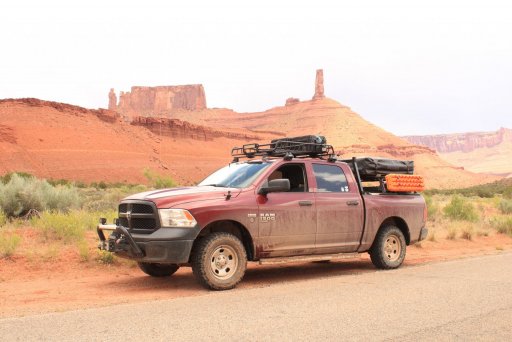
[[201, 184, 227, 187]]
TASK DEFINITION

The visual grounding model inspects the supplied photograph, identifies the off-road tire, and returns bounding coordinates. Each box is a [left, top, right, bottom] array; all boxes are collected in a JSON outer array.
[[137, 262, 180, 277], [191, 232, 247, 290], [370, 225, 406, 269]]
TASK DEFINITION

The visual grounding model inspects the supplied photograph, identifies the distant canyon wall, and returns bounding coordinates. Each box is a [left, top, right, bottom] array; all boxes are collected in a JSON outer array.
[[403, 127, 512, 153], [109, 85, 207, 121]]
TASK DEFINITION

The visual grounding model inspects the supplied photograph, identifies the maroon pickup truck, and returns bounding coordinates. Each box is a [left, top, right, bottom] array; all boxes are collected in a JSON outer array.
[[98, 136, 428, 290]]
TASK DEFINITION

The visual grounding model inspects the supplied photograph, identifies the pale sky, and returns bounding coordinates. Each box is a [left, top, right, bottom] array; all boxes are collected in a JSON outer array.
[[1, 0, 511, 136]]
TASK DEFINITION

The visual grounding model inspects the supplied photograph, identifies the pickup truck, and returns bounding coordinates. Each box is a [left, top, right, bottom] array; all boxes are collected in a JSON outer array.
[[98, 136, 428, 290]]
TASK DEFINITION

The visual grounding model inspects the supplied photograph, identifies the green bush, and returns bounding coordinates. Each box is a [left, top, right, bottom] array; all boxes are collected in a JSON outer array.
[[498, 199, 512, 215], [0, 173, 81, 217], [31, 210, 116, 243], [443, 195, 479, 222], [491, 217, 512, 236], [503, 187, 512, 199], [143, 168, 176, 189], [0, 171, 34, 184], [0, 232, 21, 258]]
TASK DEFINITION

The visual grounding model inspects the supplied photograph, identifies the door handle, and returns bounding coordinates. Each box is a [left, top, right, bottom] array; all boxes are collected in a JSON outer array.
[[346, 200, 359, 206], [299, 200, 313, 207]]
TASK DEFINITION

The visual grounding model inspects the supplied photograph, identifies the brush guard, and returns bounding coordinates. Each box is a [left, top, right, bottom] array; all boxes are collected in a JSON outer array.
[[97, 218, 144, 257]]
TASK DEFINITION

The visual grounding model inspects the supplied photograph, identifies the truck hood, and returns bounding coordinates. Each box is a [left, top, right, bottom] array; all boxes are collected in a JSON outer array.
[[123, 186, 243, 208]]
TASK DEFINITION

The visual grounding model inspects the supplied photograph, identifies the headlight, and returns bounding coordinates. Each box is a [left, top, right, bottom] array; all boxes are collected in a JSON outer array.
[[158, 209, 197, 228]]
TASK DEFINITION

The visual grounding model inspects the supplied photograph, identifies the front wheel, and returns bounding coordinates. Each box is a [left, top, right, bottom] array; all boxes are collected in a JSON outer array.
[[191, 232, 247, 290], [370, 225, 406, 269], [138, 262, 179, 277]]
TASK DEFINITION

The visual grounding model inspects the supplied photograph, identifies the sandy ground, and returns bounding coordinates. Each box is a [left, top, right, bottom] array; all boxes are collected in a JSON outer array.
[[1, 234, 511, 318]]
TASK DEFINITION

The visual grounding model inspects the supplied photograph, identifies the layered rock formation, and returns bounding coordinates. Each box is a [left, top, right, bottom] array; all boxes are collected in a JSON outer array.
[[131, 117, 260, 141], [110, 85, 207, 121], [403, 128, 512, 153]]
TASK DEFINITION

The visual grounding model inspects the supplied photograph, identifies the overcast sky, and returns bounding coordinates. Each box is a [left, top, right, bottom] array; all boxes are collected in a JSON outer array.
[[1, 0, 511, 135]]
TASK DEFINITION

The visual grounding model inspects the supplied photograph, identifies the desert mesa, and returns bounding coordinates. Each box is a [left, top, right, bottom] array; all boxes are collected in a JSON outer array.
[[0, 70, 503, 189]]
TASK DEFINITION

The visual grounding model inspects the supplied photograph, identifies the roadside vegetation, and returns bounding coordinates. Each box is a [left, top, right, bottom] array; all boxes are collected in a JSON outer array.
[[1, 171, 511, 262], [0, 171, 175, 261], [424, 178, 512, 242]]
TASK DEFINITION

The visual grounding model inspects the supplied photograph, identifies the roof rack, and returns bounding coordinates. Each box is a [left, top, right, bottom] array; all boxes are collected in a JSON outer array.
[[231, 135, 336, 161]]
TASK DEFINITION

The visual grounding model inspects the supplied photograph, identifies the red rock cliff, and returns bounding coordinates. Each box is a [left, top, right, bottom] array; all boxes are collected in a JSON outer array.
[[402, 128, 512, 153], [112, 85, 207, 120]]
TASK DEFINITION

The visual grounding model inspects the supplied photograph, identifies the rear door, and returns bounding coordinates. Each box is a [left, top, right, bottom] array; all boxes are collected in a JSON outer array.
[[257, 162, 317, 257], [312, 163, 364, 253]]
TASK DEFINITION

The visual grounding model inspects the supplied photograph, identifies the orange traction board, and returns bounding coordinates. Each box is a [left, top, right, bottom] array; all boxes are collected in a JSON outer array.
[[385, 174, 425, 192]]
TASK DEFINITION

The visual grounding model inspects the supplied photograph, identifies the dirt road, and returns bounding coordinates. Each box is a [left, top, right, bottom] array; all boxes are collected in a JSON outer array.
[[1, 252, 511, 341]]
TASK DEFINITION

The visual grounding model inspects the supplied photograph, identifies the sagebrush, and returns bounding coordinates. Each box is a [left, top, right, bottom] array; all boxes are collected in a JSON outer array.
[[443, 195, 479, 222], [499, 199, 512, 215], [0, 174, 81, 217]]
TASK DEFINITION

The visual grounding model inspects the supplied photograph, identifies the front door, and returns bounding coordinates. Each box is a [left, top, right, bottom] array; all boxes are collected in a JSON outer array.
[[257, 163, 317, 257], [312, 163, 364, 253]]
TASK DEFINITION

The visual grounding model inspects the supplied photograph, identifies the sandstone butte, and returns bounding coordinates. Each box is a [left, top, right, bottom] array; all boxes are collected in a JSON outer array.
[[403, 128, 512, 178], [0, 71, 502, 189]]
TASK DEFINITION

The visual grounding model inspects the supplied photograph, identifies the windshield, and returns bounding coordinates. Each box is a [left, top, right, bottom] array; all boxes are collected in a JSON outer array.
[[198, 162, 273, 188]]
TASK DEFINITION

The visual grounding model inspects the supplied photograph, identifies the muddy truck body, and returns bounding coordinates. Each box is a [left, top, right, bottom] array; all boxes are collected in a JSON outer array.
[[98, 136, 428, 290]]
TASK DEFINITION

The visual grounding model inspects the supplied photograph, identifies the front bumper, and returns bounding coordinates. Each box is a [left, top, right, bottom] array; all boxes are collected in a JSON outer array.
[[97, 222, 196, 264]]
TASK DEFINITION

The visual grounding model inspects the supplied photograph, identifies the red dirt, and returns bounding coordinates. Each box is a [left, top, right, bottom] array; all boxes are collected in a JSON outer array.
[[1, 233, 511, 318]]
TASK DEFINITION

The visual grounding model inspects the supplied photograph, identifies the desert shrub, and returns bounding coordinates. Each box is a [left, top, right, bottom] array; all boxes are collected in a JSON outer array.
[[97, 250, 114, 264], [0, 171, 34, 184], [0, 211, 6, 227], [425, 178, 512, 198], [78, 240, 90, 262], [427, 230, 437, 242], [0, 174, 81, 217], [498, 199, 512, 215], [424, 195, 439, 219], [32, 210, 116, 243], [443, 195, 478, 222], [491, 217, 512, 236], [504, 187, 512, 199], [447, 227, 458, 240], [143, 168, 176, 189], [0, 232, 21, 258], [80, 186, 146, 212], [460, 226, 474, 240]]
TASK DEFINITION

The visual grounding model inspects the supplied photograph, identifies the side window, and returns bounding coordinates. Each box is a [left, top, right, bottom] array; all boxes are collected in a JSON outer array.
[[267, 164, 308, 192], [313, 164, 349, 192]]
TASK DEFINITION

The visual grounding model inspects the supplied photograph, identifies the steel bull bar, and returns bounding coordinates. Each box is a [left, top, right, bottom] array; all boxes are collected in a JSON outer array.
[[97, 218, 144, 257]]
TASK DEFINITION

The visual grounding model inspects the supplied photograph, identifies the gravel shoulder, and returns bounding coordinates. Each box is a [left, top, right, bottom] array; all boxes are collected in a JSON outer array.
[[1, 234, 511, 319], [1, 251, 512, 341]]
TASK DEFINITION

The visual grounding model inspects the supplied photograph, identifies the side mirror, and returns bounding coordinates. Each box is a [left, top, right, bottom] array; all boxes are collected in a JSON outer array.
[[258, 179, 290, 195]]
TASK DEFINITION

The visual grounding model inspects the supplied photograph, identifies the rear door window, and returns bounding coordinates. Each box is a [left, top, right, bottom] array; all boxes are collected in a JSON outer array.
[[312, 164, 349, 192]]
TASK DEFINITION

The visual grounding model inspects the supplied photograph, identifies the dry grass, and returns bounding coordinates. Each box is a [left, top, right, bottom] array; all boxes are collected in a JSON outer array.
[[0, 231, 21, 258]]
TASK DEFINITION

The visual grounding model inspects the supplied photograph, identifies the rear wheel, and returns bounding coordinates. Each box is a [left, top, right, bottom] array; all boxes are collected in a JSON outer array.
[[370, 225, 406, 269], [191, 232, 247, 290], [138, 262, 179, 277]]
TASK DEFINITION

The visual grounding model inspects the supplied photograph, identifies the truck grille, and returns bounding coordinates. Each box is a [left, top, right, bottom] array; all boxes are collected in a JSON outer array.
[[118, 201, 159, 234]]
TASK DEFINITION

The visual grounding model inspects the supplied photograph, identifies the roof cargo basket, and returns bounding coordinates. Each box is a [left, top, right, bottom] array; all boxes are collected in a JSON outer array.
[[231, 135, 336, 160]]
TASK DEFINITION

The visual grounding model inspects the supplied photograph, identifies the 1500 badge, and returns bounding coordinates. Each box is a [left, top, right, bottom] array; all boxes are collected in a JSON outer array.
[[260, 213, 276, 222]]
